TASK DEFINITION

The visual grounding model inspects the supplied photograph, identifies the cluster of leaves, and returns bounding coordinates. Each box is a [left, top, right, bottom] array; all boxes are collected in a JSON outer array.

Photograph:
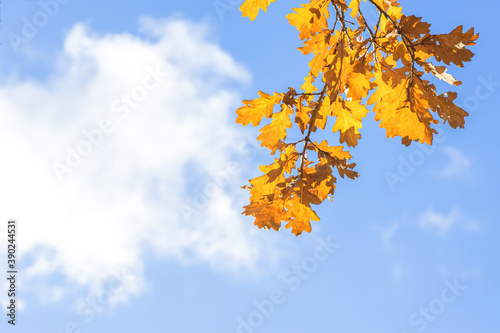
[[236, 0, 478, 235]]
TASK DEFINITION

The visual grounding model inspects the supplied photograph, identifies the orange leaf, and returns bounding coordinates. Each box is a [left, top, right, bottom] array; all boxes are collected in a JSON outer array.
[[236, 91, 283, 126], [240, 0, 276, 21]]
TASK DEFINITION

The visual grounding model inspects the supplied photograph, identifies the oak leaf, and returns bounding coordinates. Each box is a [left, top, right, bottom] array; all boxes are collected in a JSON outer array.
[[240, 0, 276, 21]]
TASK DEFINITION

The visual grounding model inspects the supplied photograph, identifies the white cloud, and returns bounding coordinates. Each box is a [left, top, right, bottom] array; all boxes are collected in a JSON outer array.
[[418, 207, 459, 235], [437, 147, 472, 179], [418, 207, 479, 235], [0, 17, 286, 309]]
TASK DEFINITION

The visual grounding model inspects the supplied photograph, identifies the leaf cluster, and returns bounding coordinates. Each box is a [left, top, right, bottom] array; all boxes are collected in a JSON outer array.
[[237, 0, 478, 235]]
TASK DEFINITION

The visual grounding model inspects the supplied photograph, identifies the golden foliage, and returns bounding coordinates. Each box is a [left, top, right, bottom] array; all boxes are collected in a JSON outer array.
[[237, 0, 478, 235]]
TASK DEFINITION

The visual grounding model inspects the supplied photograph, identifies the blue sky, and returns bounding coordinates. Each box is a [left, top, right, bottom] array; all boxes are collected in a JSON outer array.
[[0, 0, 498, 332]]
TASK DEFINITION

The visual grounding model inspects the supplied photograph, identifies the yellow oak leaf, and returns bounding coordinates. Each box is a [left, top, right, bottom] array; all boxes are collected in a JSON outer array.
[[348, 0, 364, 18], [236, 91, 283, 126], [284, 197, 319, 236], [316, 94, 332, 130], [250, 202, 284, 231], [240, 0, 276, 21], [346, 59, 374, 100], [287, 1, 329, 37], [257, 104, 293, 149], [331, 100, 369, 146], [393, 106, 433, 145], [315, 140, 353, 160]]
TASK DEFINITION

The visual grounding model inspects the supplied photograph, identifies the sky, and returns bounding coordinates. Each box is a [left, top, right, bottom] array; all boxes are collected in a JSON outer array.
[[0, 0, 498, 332]]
